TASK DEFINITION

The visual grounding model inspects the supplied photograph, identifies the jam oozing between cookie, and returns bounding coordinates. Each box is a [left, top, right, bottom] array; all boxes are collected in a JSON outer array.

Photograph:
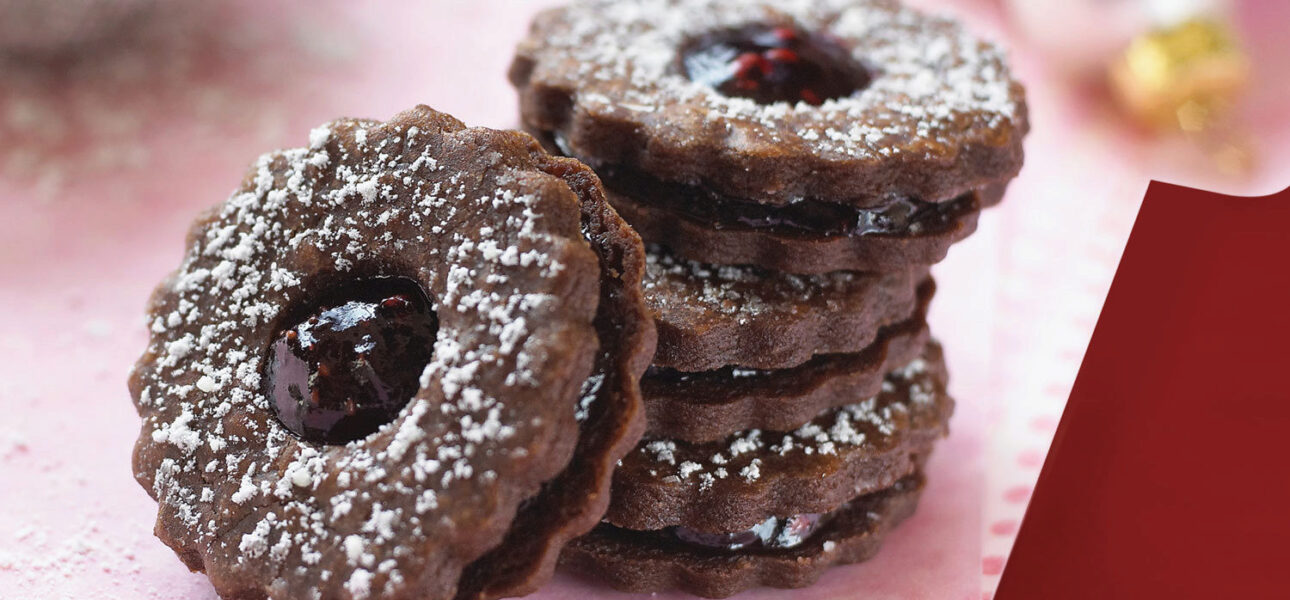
[[267, 278, 437, 444], [673, 512, 827, 551], [596, 162, 976, 239], [680, 24, 870, 105]]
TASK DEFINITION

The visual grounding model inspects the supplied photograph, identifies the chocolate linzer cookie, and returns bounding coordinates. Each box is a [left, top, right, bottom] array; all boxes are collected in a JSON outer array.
[[562, 472, 925, 598], [512, 0, 1028, 207], [644, 279, 931, 442], [605, 341, 951, 533], [644, 244, 925, 371], [129, 105, 653, 600], [610, 181, 1007, 274]]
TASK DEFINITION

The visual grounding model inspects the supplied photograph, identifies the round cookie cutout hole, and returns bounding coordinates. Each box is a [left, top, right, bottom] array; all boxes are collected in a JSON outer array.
[[679, 24, 871, 105], [265, 277, 437, 445]]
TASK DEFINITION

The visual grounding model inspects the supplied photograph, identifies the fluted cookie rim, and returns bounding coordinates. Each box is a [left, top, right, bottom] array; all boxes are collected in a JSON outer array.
[[644, 246, 928, 371]]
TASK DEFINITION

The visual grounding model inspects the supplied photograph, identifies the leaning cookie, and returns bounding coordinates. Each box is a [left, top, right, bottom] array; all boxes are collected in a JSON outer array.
[[562, 472, 924, 599], [128, 105, 653, 600], [644, 280, 931, 443], [512, 0, 1028, 206], [605, 341, 951, 533], [644, 244, 926, 371]]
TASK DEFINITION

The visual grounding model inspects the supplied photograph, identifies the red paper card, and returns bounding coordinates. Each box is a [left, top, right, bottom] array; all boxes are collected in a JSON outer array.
[[997, 183, 1290, 598]]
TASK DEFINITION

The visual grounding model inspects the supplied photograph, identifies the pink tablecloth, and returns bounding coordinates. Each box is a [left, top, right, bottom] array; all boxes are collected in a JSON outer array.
[[1, 1, 1286, 599]]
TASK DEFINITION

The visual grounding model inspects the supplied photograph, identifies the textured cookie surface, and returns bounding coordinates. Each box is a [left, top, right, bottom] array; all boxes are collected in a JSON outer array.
[[129, 105, 642, 600], [562, 473, 925, 598], [606, 341, 950, 532], [644, 245, 925, 371], [513, 0, 1028, 206], [644, 280, 931, 442]]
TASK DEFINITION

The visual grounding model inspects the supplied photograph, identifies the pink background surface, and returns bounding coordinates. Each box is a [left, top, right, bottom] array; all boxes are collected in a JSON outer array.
[[1, 1, 1286, 599]]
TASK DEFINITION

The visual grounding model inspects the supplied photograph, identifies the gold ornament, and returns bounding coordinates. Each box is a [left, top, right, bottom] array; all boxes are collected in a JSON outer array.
[[1109, 18, 1249, 131], [1110, 17, 1255, 174]]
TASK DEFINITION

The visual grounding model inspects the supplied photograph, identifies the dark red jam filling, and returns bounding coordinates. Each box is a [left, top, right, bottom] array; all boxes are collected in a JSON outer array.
[[594, 161, 976, 239], [679, 24, 871, 105], [266, 277, 436, 445], [538, 129, 973, 239], [672, 512, 827, 551]]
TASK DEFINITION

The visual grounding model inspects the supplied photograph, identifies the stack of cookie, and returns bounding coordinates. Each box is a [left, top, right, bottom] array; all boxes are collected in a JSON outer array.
[[513, 0, 1027, 596]]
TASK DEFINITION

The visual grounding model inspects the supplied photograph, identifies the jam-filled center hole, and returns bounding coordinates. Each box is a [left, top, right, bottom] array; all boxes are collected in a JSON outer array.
[[679, 24, 870, 105], [266, 277, 437, 445]]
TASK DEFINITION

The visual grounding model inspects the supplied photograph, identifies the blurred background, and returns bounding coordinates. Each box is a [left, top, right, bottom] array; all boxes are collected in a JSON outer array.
[[0, 1, 1286, 599]]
